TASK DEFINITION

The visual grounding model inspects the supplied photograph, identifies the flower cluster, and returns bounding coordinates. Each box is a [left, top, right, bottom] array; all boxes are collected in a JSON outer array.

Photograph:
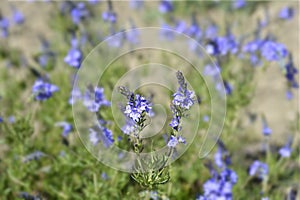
[[260, 40, 288, 62], [167, 71, 196, 147], [169, 71, 195, 131], [70, 2, 89, 25], [89, 124, 114, 148], [205, 31, 239, 56], [64, 34, 83, 69], [119, 86, 152, 124], [249, 160, 268, 180], [102, 1, 117, 23], [102, 10, 117, 23], [159, 0, 173, 14], [167, 135, 186, 147], [172, 71, 195, 110], [83, 86, 111, 113], [32, 79, 59, 101], [197, 141, 238, 200], [64, 47, 82, 69]]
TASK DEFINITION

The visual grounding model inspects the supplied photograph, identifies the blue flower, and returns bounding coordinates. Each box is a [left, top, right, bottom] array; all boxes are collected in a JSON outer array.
[[260, 40, 288, 61], [214, 141, 231, 169], [203, 115, 209, 122], [284, 54, 298, 89], [203, 64, 221, 78], [278, 7, 294, 20], [101, 172, 109, 180], [167, 135, 186, 147], [198, 141, 237, 200], [106, 29, 125, 48], [224, 81, 233, 95], [206, 31, 238, 56], [187, 15, 201, 38], [70, 3, 89, 25], [11, 7, 25, 25], [129, 0, 144, 9], [286, 90, 293, 100], [102, 10, 117, 23], [219, 34, 239, 55], [278, 138, 292, 158], [55, 121, 72, 138], [0, 16, 9, 38], [214, 148, 224, 169], [169, 71, 195, 133], [8, 116, 15, 123], [23, 151, 45, 163], [169, 115, 180, 130], [279, 145, 292, 158], [232, 0, 246, 9], [69, 87, 82, 105], [174, 20, 187, 34], [243, 39, 265, 66], [249, 160, 268, 179], [205, 24, 218, 40], [159, 0, 173, 13], [83, 86, 110, 113], [36, 37, 56, 68], [89, 126, 114, 148], [121, 117, 137, 135], [172, 72, 195, 110], [160, 23, 175, 40], [262, 118, 272, 136], [32, 79, 59, 101], [205, 40, 219, 56], [89, 128, 100, 146], [88, 0, 100, 5], [126, 25, 139, 44], [249, 54, 262, 66], [199, 168, 237, 199], [124, 94, 152, 122], [167, 135, 178, 147], [64, 48, 82, 68], [243, 39, 264, 53], [220, 168, 238, 184], [0, 117, 3, 123]]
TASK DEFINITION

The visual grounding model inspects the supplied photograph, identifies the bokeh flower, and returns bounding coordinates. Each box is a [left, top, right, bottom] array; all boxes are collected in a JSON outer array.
[[0, 15, 9, 38], [55, 121, 73, 138], [278, 7, 294, 20], [278, 137, 292, 158], [11, 7, 25, 25], [89, 126, 114, 148], [159, 0, 173, 13], [32, 79, 59, 101], [83, 86, 111, 113], [249, 160, 268, 179]]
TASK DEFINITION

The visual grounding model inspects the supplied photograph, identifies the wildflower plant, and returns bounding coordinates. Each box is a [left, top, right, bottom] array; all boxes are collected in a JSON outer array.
[[117, 71, 196, 191]]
